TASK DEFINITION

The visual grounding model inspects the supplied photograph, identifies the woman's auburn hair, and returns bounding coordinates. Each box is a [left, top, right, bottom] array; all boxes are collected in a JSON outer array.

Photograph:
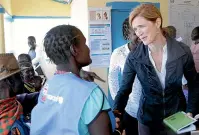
[[129, 4, 163, 28]]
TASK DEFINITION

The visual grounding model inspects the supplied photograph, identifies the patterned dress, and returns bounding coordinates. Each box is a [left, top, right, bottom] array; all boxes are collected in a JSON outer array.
[[108, 44, 142, 118]]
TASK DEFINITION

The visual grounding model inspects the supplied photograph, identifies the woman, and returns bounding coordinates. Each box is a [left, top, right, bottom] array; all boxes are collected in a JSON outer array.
[[109, 17, 141, 135], [18, 54, 43, 93], [191, 26, 199, 72], [113, 4, 199, 135], [30, 25, 112, 135]]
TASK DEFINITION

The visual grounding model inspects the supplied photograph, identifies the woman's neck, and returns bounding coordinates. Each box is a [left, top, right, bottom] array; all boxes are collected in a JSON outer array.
[[128, 42, 137, 51], [56, 59, 81, 76], [148, 33, 166, 53]]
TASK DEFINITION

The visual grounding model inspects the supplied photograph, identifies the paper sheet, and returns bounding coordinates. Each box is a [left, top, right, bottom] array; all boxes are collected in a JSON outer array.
[[169, 0, 199, 46]]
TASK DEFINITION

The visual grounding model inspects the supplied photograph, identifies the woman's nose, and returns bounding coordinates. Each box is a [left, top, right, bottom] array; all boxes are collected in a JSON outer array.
[[136, 29, 143, 37]]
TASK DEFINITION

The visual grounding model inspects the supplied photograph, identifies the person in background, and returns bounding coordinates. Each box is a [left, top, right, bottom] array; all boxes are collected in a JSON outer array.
[[27, 36, 47, 78], [0, 53, 30, 135], [28, 36, 41, 66], [165, 26, 176, 39], [165, 25, 183, 42], [18, 54, 43, 93], [28, 36, 36, 60], [108, 17, 141, 135], [191, 26, 199, 73], [113, 4, 199, 135], [30, 25, 113, 135]]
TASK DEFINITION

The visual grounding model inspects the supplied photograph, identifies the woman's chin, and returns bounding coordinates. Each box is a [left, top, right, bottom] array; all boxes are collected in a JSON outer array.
[[81, 59, 92, 67], [143, 42, 148, 45], [142, 40, 151, 45], [89, 59, 92, 65]]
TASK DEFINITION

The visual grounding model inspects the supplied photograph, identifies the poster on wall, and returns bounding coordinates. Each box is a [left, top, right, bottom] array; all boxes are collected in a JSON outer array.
[[169, 0, 199, 46], [88, 8, 112, 67]]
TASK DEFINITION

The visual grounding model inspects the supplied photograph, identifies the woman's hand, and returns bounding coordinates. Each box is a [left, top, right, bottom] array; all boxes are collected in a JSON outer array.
[[113, 110, 123, 134], [187, 112, 193, 117]]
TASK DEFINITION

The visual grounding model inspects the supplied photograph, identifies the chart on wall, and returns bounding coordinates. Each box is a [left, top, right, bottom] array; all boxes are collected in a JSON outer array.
[[88, 8, 112, 67], [169, 0, 199, 46]]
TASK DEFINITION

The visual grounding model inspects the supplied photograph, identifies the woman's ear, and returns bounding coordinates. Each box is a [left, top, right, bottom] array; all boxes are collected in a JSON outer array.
[[155, 18, 162, 29], [70, 45, 78, 56]]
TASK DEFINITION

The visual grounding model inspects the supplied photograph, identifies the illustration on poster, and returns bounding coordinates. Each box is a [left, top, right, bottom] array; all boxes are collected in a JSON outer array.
[[96, 12, 102, 20], [103, 11, 109, 20]]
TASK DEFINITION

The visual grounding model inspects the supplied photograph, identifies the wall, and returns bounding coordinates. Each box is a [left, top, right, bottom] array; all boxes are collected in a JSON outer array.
[[0, 13, 5, 53], [11, 0, 70, 16], [71, 0, 88, 41], [88, 0, 169, 93], [0, 0, 12, 14], [4, 12, 13, 53], [88, 0, 168, 26]]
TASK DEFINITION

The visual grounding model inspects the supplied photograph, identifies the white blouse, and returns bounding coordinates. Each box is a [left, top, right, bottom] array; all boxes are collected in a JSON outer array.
[[108, 44, 142, 118]]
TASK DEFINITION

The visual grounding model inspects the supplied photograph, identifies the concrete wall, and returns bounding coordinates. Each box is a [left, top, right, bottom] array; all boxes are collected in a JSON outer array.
[[11, 0, 71, 16]]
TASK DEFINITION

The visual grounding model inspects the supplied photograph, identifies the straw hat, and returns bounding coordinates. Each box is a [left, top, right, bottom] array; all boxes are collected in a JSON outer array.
[[0, 53, 21, 81]]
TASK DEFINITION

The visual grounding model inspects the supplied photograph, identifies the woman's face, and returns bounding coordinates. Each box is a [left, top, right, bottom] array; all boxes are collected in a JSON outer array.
[[21, 68, 35, 82], [74, 31, 92, 67], [8, 73, 24, 94], [131, 16, 161, 45], [129, 28, 139, 43]]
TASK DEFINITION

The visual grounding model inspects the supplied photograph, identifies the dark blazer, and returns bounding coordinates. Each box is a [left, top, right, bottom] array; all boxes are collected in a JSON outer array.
[[113, 36, 199, 126]]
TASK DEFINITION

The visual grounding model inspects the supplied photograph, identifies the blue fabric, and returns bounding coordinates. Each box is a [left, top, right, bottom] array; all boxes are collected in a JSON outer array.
[[28, 49, 36, 60], [78, 87, 111, 134], [9, 115, 30, 135], [31, 73, 108, 135]]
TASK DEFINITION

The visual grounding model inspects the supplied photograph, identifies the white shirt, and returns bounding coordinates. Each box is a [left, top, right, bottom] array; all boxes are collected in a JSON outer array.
[[148, 45, 167, 89], [32, 45, 42, 66], [108, 44, 142, 118], [148, 44, 187, 88], [176, 37, 183, 42]]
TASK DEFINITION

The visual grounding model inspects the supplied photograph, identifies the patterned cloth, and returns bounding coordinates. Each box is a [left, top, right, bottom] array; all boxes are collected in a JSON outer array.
[[0, 97, 23, 135], [108, 44, 142, 118]]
